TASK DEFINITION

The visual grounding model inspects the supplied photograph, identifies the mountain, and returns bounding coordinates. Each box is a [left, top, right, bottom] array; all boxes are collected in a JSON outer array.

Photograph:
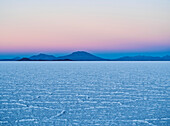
[[0, 57, 21, 61], [0, 51, 107, 61], [0, 51, 170, 61], [29, 53, 57, 60], [19, 58, 32, 61], [56, 51, 107, 61], [162, 55, 170, 61], [12, 57, 21, 60], [18, 57, 73, 61], [113, 55, 170, 61]]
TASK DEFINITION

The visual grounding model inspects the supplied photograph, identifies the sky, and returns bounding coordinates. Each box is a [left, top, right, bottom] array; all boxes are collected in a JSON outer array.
[[0, 0, 170, 59]]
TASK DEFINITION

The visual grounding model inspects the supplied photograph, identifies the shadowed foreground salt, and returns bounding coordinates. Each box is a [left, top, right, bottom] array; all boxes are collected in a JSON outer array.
[[0, 61, 170, 126]]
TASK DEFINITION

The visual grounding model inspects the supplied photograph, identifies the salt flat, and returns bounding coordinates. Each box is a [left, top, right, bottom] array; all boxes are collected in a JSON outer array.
[[0, 61, 170, 126]]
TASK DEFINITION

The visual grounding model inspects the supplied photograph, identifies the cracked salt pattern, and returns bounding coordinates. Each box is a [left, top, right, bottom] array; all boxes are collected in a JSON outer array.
[[0, 61, 170, 126]]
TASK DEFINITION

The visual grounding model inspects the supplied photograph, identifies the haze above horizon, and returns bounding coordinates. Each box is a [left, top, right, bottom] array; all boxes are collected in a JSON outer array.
[[0, 0, 170, 58]]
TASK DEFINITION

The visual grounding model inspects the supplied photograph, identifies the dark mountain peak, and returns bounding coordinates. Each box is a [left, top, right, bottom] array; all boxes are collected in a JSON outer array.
[[57, 51, 107, 61], [72, 51, 89, 54], [37, 53, 49, 56], [19, 58, 32, 61], [71, 51, 93, 56], [30, 53, 57, 60]]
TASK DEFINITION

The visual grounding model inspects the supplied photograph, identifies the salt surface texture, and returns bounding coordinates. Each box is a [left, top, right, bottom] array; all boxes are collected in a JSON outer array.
[[0, 61, 170, 125]]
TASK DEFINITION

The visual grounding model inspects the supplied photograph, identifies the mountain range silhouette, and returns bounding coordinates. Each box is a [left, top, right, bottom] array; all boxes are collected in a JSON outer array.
[[0, 51, 170, 61]]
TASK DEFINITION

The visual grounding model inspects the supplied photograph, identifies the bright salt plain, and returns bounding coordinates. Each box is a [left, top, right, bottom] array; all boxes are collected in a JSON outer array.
[[0, 61, 170, 126]]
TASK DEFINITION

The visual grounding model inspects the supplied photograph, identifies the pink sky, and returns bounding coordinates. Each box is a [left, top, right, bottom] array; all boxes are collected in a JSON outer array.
[[0, 0, 170, 53]]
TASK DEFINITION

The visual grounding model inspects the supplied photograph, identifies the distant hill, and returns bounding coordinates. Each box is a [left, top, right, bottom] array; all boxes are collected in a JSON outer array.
[[162, 55, 170, 61], [113, 55, 170, 61], [29, 53, 57, 60], [19, 58, 32, 61], [18, 57, 73, 61], [28, 51, 107, 61], [0, 57, 21, 61], [12, 57, 21, 60], [56, 51, 107, 61]]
